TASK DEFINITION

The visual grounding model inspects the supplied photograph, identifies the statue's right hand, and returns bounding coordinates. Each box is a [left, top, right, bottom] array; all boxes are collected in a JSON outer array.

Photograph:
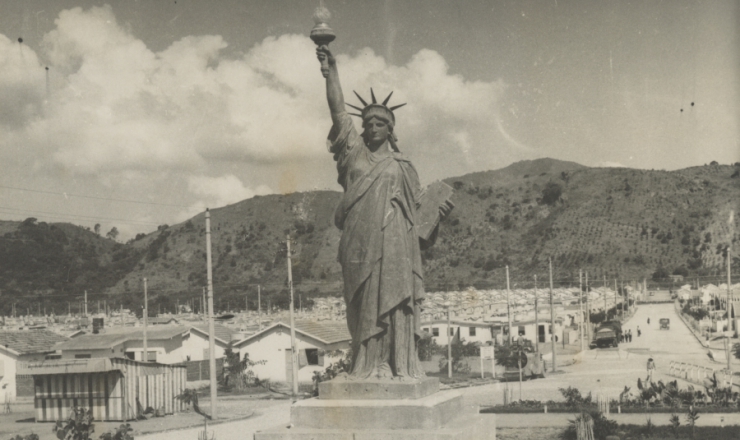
[[316, 46, 336, 67]]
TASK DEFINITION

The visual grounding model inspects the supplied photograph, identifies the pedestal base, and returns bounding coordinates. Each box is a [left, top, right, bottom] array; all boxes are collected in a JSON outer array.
[[318, 377, 439, 400], [254, 379, 496, 439], [254, 412, 496, 440]]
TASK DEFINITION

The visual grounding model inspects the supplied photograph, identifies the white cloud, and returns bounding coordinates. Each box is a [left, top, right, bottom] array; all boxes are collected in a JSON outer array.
[[1, 5, 517, 220], [182, 174, 271, 221]]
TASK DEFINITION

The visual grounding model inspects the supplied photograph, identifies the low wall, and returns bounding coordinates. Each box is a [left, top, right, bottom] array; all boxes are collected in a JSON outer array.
[[176, 358, 224, 382]]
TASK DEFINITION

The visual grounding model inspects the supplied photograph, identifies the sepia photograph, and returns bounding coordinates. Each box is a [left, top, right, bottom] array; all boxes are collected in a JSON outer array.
[[0, 1, 738, 439]]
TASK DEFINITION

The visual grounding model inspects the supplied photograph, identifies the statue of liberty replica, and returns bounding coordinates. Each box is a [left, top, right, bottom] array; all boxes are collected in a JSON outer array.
[[254, 7, 500, 439], [315, 21, 452, 382]]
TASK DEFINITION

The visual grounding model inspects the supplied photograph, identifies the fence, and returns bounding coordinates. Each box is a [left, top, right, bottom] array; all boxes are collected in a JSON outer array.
[[668, 361, 740, 391], [176, 358, 224, 382]]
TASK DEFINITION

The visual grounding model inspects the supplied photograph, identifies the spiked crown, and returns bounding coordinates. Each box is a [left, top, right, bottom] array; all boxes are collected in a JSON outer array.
[[346, 88, 406, 125]]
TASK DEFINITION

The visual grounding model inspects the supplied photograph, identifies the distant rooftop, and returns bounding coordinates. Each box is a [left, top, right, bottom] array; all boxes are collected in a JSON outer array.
[[0, 329, 68, 355]]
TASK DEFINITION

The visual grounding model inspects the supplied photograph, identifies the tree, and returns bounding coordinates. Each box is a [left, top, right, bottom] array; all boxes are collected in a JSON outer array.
[[94, 223, 101, 235], [221, 344, 266, 391], [540, 182, 563, 206], [652, 266, 669, 281], [106, 227, 119, 241]]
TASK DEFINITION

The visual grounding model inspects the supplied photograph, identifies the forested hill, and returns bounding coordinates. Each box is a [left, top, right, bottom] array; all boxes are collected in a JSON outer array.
[[1, 158, 739, 316]]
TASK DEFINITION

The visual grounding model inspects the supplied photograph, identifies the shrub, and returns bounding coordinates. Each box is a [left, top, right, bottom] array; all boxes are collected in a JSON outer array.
[[52, 407, 94, 440], [560, 411, 617, 440]]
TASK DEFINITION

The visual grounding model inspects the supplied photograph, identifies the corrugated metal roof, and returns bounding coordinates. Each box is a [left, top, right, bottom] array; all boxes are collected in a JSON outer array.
[[0, 330, 68, 355]]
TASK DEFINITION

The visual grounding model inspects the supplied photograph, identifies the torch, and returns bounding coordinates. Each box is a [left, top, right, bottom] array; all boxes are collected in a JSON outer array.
[[310, 4, 335, 78]]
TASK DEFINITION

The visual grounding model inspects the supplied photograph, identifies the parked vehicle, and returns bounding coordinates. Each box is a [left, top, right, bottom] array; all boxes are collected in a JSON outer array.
[[660, 318, 670, 330], [591, 320, 622, 348]]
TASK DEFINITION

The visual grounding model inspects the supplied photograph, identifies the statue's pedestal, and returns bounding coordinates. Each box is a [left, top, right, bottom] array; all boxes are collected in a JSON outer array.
[[254, 378, 496, 440]]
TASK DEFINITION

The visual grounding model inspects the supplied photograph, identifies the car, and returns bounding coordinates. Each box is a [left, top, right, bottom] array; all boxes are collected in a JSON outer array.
[[660, 318, 670, 330]]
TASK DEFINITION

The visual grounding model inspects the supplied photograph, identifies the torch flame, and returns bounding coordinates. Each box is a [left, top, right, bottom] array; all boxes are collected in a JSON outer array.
[[313, 6, 331, 25]]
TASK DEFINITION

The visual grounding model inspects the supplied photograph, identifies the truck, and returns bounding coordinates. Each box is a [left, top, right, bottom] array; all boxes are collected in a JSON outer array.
[[591, 320, 623, 348]]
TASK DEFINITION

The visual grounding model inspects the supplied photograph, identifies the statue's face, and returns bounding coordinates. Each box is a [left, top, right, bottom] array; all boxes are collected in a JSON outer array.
[[363, 117, 390, 148]]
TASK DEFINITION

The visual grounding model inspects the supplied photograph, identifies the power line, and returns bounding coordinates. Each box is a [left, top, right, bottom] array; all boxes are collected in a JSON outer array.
[[0, 184, 188, 208], [0, 205, 161, 226]]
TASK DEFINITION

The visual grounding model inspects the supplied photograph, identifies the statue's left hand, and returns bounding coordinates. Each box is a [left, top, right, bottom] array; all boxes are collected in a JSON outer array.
[[439, 199, 455, 218]]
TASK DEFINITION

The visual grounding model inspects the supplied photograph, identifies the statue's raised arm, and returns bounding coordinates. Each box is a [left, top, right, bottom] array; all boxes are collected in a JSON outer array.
[[316, 47, 345, 127]]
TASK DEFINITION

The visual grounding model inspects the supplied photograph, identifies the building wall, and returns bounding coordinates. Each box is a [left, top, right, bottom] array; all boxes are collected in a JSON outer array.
[[514, 322, 563, 343], [237, 329, 347, 384], [123, 336, 185, 364], [0, 350, 47, 403], [421, 322, 493, 346], [60, 346, 124, 360], [181, 331, 227, 362], [0, 347, 18, 402]]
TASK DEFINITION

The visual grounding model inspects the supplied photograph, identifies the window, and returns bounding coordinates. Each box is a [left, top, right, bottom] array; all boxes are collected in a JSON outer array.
[[432, 328, 439, 337], [146, 351, 157, 362], [469, 327, 477, 337], [74, 354, 91, 359], [124, 352, 135, 360], [45, 355, 61, 360], [449, 328, 455, 336], [422, 327, 429, 333], [305, 349, 319, 366], [518, 326, 526, 336]]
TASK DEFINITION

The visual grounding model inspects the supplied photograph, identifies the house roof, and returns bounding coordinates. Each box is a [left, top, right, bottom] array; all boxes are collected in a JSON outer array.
[[234, 320, 351, 347], [189, 323, 234, 344], [55, 325, 187, 350], [0, 330, 68, 356], [17, 356, 184, 376]]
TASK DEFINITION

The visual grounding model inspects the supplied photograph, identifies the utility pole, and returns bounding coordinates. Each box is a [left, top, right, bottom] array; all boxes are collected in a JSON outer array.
[[579, 270, 584, 352], [84, 290, 88, 317], [603, 275, 607, 318], [446, 303, 452, 379], [205, 209, 218, 419], [506, 266, 512, 345], [534, 274, 539, 355], [615, 278, 619, 320], [286, 236, 299, 397], [143, 278, 148, 362], [549, 257, 556, 373], [727, 241, 733, 387], [202, 288, 206, 319], [585, 272, 590, 344], [258, 285, 262, 331]]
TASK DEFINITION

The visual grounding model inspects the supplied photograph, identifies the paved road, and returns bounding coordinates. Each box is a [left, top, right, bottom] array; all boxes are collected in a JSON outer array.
[[465, 303, 728, 407], [139, 401, 292, 440]]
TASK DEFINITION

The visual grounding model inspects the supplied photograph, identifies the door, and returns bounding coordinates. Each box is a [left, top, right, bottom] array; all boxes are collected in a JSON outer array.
[[538, 325, 546, 343]]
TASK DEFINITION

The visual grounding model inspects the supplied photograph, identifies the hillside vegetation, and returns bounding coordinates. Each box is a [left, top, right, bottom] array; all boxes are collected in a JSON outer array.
[[1, 159, 738, 316]]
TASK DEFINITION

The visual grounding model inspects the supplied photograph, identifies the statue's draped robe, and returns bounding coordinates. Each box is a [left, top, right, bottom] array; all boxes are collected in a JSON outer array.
[[329, 112, 425, 379]]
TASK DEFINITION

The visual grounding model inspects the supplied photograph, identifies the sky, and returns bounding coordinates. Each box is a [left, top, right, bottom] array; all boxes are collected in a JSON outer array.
[[0, 0, 737, 239]]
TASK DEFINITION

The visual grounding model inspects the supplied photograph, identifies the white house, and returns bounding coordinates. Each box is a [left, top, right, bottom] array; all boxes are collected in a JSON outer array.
[[0, 330, 68, 402], [232, 320, 351, 384], [420, 320, 493, 346], [53, 324, 233, 363]]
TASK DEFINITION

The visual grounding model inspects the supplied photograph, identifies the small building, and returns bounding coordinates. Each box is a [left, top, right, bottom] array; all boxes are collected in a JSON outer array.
[[490, 317, 564, 345], [0, 330, 68, 403], [53, 324, 233, 364], [420, 320, 493, 346], [18, 357, 186, 421], [232, 320, 351, 384]]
